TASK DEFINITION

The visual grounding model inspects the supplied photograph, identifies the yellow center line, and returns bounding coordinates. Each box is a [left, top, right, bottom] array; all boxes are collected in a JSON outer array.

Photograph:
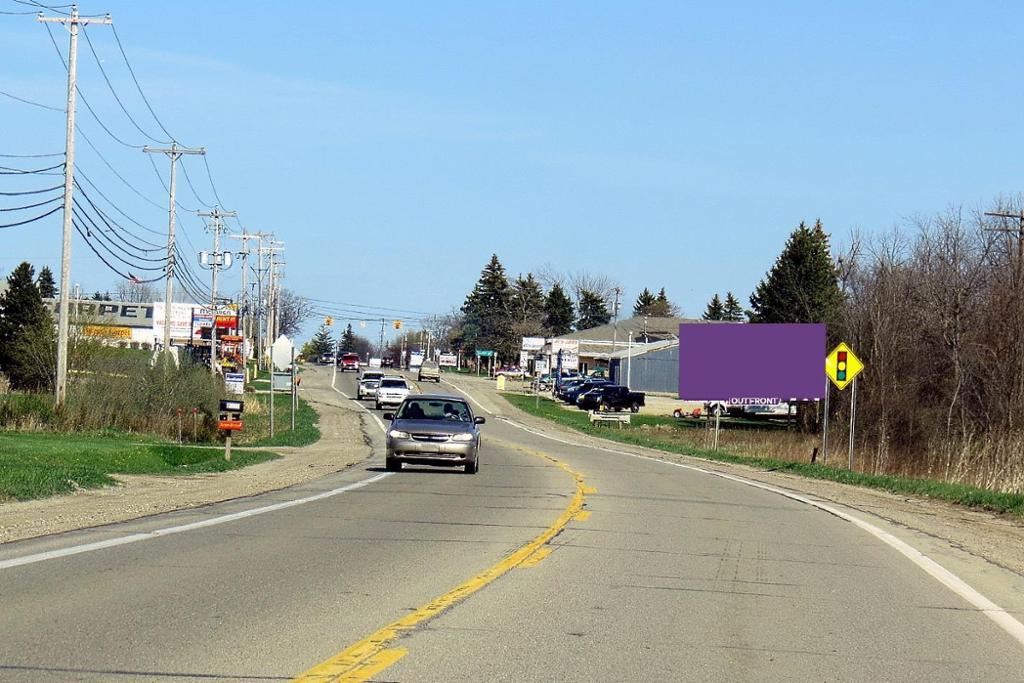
[[290, 436, 587, 683]]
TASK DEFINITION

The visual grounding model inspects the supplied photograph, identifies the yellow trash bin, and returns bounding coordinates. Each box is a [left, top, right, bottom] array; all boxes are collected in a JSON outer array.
[[496, 375, 507, 391]]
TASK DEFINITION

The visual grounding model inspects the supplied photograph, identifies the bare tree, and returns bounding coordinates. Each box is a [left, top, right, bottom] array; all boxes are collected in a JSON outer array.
[[114, 280, 158, 303], [277, 289, 315, 338]]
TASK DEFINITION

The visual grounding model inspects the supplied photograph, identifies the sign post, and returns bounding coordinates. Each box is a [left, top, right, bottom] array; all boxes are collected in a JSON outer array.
[[270, 335, 294, 440], [825, 342, 865, 470], [290, 347, 296, 432]]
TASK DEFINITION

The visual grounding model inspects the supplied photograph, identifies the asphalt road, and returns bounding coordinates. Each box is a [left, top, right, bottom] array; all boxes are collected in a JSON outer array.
[[1, 366, 1023, 681]]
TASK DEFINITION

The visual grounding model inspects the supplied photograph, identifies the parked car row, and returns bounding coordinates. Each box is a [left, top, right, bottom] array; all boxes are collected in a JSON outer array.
[[555, 376, 645, 413]]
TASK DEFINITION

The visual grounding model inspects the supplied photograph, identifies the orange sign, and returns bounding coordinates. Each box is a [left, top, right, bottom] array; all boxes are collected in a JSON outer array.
[[83, 325, 132, 340], [218, 420, 243, 431], [215, 315, 238, 329]]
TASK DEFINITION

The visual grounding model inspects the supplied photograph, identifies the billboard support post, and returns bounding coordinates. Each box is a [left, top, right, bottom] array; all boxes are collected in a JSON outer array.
[[290, 347, 296, 432], [848, 376, 858, 470], [822, 377, 830, 466], [713, 410, 721, 450]]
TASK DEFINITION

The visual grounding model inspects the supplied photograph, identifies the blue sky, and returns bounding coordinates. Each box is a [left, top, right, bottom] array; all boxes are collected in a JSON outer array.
[[2, 1, 1022, 343]]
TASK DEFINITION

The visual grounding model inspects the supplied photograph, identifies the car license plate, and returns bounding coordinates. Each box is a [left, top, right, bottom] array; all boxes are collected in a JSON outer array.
[[418, 443, 440, 453]]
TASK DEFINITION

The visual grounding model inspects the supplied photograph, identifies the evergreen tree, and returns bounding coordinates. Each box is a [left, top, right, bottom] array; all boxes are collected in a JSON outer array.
[[576, 289, 610, 330], [702, 294, 724, 321], [36, 266, 56, 299], [543, 282, 575, 335], [308, 324, 335, 358], [749, 219, 843, 324], [648, 287, 679, 317], [91, 291, 112, 301], [633, 288, 656, 316], [340, 323, 357, 352], [722, 291, 744, 322], [461, 254, 516, 361], [0, 262, 52, 388], [511, 274, 546, 329]]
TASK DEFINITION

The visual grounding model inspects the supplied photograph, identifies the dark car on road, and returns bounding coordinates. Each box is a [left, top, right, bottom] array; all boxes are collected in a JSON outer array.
[[577, 385, 646, 413], [383, 396, 485, 474]]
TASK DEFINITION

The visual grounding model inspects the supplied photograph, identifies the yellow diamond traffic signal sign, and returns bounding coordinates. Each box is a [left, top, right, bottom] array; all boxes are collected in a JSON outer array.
[[825, 342, 864, 390], [324, 316, 333, 326]]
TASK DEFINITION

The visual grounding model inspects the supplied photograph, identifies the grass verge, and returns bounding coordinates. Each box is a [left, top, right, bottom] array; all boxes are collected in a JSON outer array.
[[0, 431, 278, 502], [501, 394, 1024, 518], [234, 393, 320, 447]]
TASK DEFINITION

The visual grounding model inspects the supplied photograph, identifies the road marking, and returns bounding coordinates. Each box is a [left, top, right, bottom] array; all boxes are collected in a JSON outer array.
[[0, 472, 391, 571], [573, 510, 591, 522], [520, 546, 552, 568], [290, 437, 587, 682], [331, 384, 387, 433], [495, 414, 1024, 650]]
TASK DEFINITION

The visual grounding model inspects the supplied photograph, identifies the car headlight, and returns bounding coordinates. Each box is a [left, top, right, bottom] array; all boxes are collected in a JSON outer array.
[[388, 429, 410, 439], [450, 433, 474, 442]]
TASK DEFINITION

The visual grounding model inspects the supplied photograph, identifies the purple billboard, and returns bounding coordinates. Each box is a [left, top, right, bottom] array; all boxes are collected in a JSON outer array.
[[678, 323, 825, 401]]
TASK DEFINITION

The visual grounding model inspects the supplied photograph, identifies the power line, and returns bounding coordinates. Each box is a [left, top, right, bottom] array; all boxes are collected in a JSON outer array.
[[72, 206, 167, 269], [0, 203, 61, 228], [0, 183, 64, 196], [0, 87, 64, 111], [75, 167, 165, 236], [77, 126, 165, 210], [72, 178, 164, 249], [109, 23, 175, 142], [43, 20, 146, 150], [0, 192, 63, 212], [201, 155, 225, 207], [0, 162, 65, 174], [303, 296, 441, 316], [179, 156, 214, 209], [80, 24, 170, 145], [73, 218, 163, 282], [0, 151, 64, 158]]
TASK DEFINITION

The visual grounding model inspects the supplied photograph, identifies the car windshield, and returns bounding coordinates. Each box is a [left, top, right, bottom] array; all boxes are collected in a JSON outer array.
[[380, 379, 407, 388], [397, 399, 472, 422]]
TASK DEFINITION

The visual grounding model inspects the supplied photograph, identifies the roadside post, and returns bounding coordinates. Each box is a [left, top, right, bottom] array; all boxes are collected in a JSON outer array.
[[192, 407, 198, 441], [825, 342, 865, 470], [176, 408, 183, 444], [713, 409, 721, 451], [822, 376, 830, 465], [290, 347, 296, 431], [270, 335, 294, 441], [218, 399, 244, 461]]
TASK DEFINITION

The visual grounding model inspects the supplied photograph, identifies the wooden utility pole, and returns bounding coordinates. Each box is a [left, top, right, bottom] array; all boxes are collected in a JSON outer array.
[[39, 6, 112, 404], [144, 143, 205, 354], [198, 207, 236, 374]]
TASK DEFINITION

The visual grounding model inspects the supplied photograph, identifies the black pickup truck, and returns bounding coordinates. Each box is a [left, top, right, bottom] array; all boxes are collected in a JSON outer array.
[[577, 385, 646, 413]]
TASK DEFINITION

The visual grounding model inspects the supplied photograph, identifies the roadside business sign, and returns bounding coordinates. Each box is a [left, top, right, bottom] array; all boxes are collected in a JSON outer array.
[[224, 372, 245, 395], [83, 325, 132, 340], [825, 342, 864, 391], [439, 353, 458, 367], [475, 349, 495, 358], [521, 336, 545, 351]]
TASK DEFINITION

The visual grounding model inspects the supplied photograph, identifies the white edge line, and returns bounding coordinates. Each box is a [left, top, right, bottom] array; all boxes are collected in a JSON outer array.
[[332, 383, 387, 433], [449, 381, 1024, 649], [0, 473, 391, 571], [1, 375, 392, 571]]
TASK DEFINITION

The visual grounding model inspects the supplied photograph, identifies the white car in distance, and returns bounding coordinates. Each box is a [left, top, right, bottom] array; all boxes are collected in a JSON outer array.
[[375, 376, 411, 410]]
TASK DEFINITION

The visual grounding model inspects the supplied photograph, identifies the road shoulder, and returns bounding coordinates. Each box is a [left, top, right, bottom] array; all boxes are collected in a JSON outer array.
[[0, 367, 371, 545]]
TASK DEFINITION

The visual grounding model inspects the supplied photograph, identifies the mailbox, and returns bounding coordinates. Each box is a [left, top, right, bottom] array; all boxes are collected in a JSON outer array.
[[218, 398, 244, 431]]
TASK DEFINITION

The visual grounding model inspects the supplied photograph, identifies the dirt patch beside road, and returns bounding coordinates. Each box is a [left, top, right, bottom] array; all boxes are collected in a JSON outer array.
[[0, 367, 370, 545]]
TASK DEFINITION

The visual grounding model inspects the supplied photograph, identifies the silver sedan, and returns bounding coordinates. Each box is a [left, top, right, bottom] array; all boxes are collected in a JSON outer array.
[[383, 395, 485, 474]]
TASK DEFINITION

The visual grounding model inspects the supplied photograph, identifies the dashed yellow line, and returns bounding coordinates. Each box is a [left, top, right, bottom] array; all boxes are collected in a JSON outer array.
[[290, 437, 587, 682]]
